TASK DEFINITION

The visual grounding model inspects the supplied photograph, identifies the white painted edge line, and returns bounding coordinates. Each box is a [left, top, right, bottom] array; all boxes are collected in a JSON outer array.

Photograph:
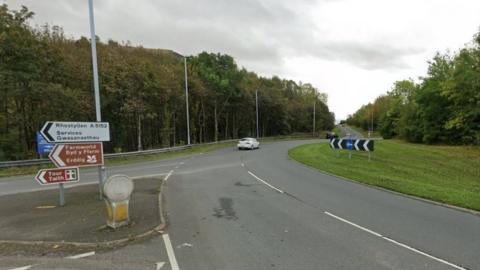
[[164, 170, 174, 182], [131, 173, 167, 180], [247, 171, 284, 194], [324, 211, 466, 270], [66, 251, 95, 259], [382, 237, 466, 270], [324, 211, 382, 237], [8, 265, 34, 270], [162, 233, 180, 270]]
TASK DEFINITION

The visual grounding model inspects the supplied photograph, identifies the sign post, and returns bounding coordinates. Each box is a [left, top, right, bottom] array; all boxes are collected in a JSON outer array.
[[35, 167, 80, 206], [39, 121, 109, 200], [49, 143, 104, 168], [88, 0, 106, 199], [330, 138, 374, 161], [36, 131, 54, 158]]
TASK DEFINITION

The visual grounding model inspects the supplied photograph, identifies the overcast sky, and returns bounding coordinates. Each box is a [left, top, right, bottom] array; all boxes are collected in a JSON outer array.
[[4, 0, 480, 120]]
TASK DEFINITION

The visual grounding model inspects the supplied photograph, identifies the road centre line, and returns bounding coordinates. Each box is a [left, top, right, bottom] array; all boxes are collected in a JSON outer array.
[[66, 251, 96, 259], [162, 233, 180, 270], [324, 211, 466, 270], [247, 171, 284, 194]]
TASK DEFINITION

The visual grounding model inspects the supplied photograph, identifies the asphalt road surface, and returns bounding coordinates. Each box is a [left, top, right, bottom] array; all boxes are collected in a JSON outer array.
[[2, 140, 479, 270], [338, 125, 364, 138]]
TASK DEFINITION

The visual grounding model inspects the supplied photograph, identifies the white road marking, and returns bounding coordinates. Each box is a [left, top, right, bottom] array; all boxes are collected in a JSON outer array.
[[66, 251, 95, 259], [247, 171, 284, 194], [324, 211, 382, 237], [324, 211, 466, 270], [241, 163, 244, 167], [9, 265, 33, 270], [162, 233, 180, 270], [382, 237, 466, 270], [164, 170, 174, 182], [156, 261, 166, 270], [176, 243, 193, 249], [131, 173, 167, 180]]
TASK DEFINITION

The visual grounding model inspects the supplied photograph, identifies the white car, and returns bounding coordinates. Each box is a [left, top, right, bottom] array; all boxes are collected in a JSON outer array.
[[237, 138, 260, 150]]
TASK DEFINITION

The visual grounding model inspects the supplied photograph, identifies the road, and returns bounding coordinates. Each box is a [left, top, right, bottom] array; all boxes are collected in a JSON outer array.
[[338, 125, 365, 138], [2, 140, 479, 270]]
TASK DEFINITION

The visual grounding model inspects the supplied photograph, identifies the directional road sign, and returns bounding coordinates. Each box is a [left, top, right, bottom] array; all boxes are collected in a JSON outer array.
[[35, 167, 80, 185], [330, 138, 374, 151], [40, 121, 110, 143], [49, 143, 104, 168], [36, 131, 54, 156]]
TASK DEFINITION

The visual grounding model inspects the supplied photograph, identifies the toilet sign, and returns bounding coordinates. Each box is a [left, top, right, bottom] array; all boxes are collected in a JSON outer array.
[[35, 167, 80, 185], [49, 143, 104, 168]]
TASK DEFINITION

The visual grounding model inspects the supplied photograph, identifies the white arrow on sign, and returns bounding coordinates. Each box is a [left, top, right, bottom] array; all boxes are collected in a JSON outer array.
[[330, 139, 335, 148], [36, 171, 48, 184], [363, 140, 370, 151], [50, 144, 66, 167], [40, 121, 110, 143], [338, 139, 343, 149], [354, 140, 360, 151]]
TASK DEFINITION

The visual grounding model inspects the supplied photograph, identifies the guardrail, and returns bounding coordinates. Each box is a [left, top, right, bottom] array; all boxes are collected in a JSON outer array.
[[0, 135, 322, 169], [0, 140, 240, 169]]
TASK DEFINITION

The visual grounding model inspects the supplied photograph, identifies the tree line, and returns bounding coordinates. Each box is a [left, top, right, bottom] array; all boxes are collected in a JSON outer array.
[[0, 5, 334, 160], [347, 29, 480, 145]]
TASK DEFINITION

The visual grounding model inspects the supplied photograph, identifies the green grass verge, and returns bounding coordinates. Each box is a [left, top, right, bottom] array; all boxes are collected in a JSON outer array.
[[288, 140, 480, 211]]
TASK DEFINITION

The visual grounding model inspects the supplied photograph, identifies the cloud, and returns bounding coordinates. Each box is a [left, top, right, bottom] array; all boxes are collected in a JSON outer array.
[[4, 0, 421, 73]]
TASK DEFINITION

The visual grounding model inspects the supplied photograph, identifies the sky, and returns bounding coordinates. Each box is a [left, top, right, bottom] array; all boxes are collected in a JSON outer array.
[[4, 0, 480, 120]]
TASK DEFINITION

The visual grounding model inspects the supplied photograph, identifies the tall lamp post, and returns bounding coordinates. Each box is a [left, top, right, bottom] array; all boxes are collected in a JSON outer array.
[[313, 101, 316, 136], [88, 0, 105, 198], [184, 56, 191, 145], [256, 90, 259, 138]]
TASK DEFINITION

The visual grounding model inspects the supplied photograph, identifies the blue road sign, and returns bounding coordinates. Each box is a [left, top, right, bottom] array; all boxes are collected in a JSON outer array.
[[36, 131, 54, 156], [346, 139, 353, 150]]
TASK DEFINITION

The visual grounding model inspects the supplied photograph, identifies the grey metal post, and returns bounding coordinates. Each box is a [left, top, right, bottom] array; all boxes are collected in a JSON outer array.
[[348, 134, 352, 159], [88, 0, 106, 198], [184, 56, 191, 145], [59, 183, 65, 206], [313, 101, 316, 136], [256, 90, 259, 138]]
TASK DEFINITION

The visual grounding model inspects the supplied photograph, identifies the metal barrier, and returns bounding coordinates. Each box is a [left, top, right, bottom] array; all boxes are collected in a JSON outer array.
[[0, 136, 320, 169], [0, 140, 239, 169]]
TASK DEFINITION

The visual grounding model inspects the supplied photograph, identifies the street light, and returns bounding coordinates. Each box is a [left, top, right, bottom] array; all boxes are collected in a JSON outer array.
[[313, 100, 316, 136], [183, 56, 191, 145], [256, 90, 259, 138], [88, 0, 106, 198]]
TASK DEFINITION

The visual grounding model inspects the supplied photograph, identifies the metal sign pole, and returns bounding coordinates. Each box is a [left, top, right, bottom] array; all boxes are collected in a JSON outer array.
[[184, 56, 191, 145], [313, 101, 316, 136], [348, 135, 352, 159], [88, 0, 106, 199], [59, 183, 65, 206], [256, 90, 259, 138]]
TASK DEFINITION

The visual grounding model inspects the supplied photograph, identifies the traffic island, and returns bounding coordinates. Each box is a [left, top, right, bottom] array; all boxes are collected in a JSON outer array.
[[0, 177, 166, 256]]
